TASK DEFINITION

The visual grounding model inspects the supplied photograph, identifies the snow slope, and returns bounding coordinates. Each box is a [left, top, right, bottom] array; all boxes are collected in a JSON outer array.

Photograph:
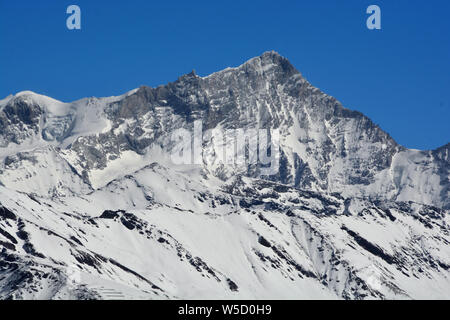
[[0, 164, 449, 299]]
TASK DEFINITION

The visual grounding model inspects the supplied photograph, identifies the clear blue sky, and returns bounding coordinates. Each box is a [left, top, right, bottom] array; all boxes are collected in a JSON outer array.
[[1, 0, 449, 150]]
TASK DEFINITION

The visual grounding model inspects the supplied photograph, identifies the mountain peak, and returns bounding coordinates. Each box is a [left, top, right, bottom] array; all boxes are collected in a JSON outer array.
[[260, 50, 282, 59], [243, 50, 296, 71], [14, 90, 38, 97], [10, 90, 65, 106], [201, 51, 299, 83], [233, 51, 300, 83], [0, 52, 447, 210]]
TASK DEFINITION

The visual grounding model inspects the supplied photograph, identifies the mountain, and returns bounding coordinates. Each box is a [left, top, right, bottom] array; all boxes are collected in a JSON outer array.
[[0, 51, 448, 299]]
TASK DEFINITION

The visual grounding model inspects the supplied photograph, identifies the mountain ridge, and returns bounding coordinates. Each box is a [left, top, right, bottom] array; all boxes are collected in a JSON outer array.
[[0, 51, 448, 209], [0, 51, 449, 299], [1, 51, 446, 152], [4, 51, 446, 152]]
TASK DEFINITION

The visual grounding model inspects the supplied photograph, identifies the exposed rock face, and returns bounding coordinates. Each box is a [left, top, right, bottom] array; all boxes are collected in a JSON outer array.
[[0, 52, 448, 299], [0, 95, 42, 146]]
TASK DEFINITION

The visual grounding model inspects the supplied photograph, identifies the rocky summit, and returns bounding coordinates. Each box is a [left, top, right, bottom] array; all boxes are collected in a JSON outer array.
[[0, 51, 448, 299]]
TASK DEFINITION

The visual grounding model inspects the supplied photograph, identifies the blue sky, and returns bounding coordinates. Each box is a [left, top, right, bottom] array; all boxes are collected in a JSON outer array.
[[0, 0, 449, 150]]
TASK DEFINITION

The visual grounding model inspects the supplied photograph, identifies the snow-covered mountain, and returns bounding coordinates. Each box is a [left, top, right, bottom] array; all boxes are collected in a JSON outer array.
[[0, 51, 448, 299]]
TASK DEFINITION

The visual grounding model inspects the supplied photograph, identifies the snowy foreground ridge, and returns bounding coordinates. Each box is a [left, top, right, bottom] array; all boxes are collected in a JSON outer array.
[[0, 51, 448, 299]]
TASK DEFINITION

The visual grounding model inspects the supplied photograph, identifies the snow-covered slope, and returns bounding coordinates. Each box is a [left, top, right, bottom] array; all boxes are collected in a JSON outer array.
[[1, 164, 449, 299], [0, 89, 137, 157], [0, 52, 448, 299]]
